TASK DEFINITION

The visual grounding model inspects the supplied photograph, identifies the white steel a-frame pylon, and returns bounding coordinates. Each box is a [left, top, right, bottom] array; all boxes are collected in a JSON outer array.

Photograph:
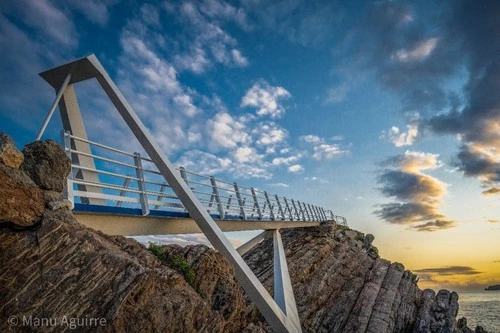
[[38, 55, 302, 333]]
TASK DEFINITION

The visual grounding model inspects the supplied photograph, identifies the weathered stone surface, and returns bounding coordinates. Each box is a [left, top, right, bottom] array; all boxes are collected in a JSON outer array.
[[363, 233, 375, 249], [22, 139, 71, 192], [44, 190, 72, 211], [0, 209, 224, 333], [0, 163, 44, 227], [0, 132, 24, 169], [161, 244, 249, 332], [0, 139, 490, 333]]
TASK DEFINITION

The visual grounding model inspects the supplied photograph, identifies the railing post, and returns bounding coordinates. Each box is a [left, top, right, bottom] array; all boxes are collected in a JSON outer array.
[[305, 203, 312, 221], [134, 152, 150, 216], [264, 191, 275, 221], [291, 199, 300, 220], [116, 177, 131, 207], [251, 188, 262, 220], [316, 206, 324, 221], [283, 197, 293, 221], [313, 206, 321, 221], [307, 204, 316, 221], [275, 195, 286, 220], [234, 182, 246, 220], [179, 166, 188, 184], [154, 183, 167, 210], [210, 176, 225, 219], [320, 207, 327, 221], [298, 201, 307, 220], [61, 130, 74, 208], [226, 194, 232, 210]]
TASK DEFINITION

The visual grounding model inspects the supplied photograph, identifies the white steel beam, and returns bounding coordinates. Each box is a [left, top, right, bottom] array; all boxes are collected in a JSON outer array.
[[42, 55, 302, 333], [273, 229, 301, 327], [237, 230, 273, 256]]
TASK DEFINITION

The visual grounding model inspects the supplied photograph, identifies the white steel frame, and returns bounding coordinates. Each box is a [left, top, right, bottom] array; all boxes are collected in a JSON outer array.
[[38, 55, 304, 332]]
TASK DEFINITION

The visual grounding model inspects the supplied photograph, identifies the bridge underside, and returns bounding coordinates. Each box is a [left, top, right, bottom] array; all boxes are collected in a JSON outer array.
[[74, 212, 321, 236]]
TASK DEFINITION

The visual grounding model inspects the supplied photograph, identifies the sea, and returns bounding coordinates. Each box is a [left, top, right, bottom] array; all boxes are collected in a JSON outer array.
[[457, 291, 500, 333]]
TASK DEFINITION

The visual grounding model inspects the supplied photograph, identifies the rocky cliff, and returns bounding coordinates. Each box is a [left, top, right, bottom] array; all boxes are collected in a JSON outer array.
[[0, 133, 489, 333]]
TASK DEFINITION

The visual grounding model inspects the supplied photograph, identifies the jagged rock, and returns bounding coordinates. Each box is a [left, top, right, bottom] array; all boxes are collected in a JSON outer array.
[[0, 138, 490, 333], [363, 233, 375, 249], [22, 139, 71, 192], [160, 244, 249, 332], [44, 190, 72, 211], [0, 163, 44, 227], [0, 209, 225, 333], [0, 133, 24, 169]]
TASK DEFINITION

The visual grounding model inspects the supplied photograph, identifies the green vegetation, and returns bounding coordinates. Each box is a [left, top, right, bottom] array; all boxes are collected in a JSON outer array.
[[148, 243, 167, 261], [148, 243, 197, 289], [170, 255, 196, 288], [337, 225, 350, 234], [408, 271, 419, 283]]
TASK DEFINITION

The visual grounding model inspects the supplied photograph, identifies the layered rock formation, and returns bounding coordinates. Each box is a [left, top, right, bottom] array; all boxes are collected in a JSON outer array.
[[0, 133, 489, 333]]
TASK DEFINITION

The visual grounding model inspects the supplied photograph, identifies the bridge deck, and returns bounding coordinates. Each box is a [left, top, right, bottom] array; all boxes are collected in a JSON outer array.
[[73, 204, 322, 235]]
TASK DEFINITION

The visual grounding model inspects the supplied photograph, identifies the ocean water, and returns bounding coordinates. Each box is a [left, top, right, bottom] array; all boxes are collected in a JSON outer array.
[[457, 291, 500, 333]]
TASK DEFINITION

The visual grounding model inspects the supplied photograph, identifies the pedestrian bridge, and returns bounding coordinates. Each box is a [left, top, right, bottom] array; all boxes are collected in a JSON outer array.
[[37, 54, 346, 333], [61, 132, 344, 236]]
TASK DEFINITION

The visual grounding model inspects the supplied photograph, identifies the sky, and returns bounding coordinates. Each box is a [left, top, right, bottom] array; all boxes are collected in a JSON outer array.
[[0, 0, 499, 291]]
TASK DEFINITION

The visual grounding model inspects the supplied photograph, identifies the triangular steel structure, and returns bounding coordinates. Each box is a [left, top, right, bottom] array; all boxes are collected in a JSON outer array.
[[38, 54, 302, 333]]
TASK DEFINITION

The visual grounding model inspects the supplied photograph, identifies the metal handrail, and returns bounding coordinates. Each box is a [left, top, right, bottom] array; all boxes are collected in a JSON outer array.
[[63, 130, 346, 223]]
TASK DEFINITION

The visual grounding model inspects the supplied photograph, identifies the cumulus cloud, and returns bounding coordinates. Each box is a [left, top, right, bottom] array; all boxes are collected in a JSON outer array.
[[381, 124, 419, 147], [375, 151, 455, 231], [255, 124, 287, 146], [300, 135, 323, 144], [241, 81, 291, 118], [272, 155, 301, 166], [288, 164, 304, 173], [300, 134, 349, 160], [207, 112, 251, 150], [312, 143, 347, 160]]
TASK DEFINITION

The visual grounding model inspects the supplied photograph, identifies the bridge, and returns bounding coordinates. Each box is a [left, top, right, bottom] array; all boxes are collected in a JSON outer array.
[[36, 54, 346, 333]]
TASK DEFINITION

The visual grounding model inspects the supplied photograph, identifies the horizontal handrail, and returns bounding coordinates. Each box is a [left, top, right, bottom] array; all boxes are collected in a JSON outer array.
[[63, 131, 345, 224]]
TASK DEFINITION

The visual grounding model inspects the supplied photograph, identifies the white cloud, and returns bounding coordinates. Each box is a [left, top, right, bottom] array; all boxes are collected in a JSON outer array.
[[171, 1, 249, 73], [300, 134, 349, 160], [381, 124, 419, 147], [65, 0, 113, 26], [241, 81, 291, 118], [233, 146, 255, 163], [140, 3, 161, 27], [324, 83, 348, 104], [231, 49, 249, 66], [267, 182, 290, 188], [393, 37, 439, 63], [288, 164, 304, 173], [174, 47, 211, 74], [176, 150, 232, 175], [198, 0, 252, 31], [300, 135, 323, 144], [272, 155, 300, 166], [312, 143, 347, 160], [207, 112, 251, 150], [255, 124, 287, 146], [3, 0, 78, 48]]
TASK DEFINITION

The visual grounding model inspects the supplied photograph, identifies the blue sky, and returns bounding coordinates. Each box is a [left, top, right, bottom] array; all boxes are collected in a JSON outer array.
[[1, 0, 499, 290]]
